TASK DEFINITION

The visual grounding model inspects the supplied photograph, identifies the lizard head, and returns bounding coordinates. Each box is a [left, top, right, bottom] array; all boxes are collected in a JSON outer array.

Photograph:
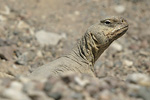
[[87, 16, 128, 48]]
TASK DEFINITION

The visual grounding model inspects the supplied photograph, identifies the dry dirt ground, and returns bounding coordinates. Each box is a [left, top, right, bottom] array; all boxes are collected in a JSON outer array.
[[0, 0, 150, 100]]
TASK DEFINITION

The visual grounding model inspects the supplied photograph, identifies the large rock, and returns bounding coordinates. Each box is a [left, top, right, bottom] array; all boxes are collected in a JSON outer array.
[[35, 30, 66, 46], [2, 81, 31, 100], [126, 73, 150, 86]]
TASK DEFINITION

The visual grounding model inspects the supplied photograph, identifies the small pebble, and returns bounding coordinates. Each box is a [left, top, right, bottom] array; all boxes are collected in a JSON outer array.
[[0, 15, 7, 21], [74, 11, 80, 16], [124, 59, 133, 66], [17, 21, 30, 29]]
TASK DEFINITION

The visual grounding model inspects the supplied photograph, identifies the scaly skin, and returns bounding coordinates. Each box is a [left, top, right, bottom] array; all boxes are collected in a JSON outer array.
[[29, 16, 128, 79]]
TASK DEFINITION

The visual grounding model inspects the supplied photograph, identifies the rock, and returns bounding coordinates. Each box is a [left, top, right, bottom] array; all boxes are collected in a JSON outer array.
[[2, 81, 31, 100], [45, 79, 68, 100], [74, 76, 89, 87], [19, 76, 31, 84], [44, 81, 54, 92], [86, 84, 99, 96], [3, 89, 30, 100], [15, 51, 36, 65], [61, 73, 75, 84], [137, 87, 150, 100], [126, 73, 150, 86], [110, 41, 123, 52], [24, 81, 50, 100], [139, 50, 150, 56], [114, 5, 126, 13], [17, 21, 30, 29], [70, 92, 84, 99], [114, 60, 122, 67], [0, 15, 7, 21], [10, 81, 23, 91], [47, 92, 62, 100], [0, 60, 29, 76], [128, 84, 150, 100], [0, 45, 16, 61], [0, 5, 10, 15], [37, 50, 43, 58], [29, 91, 52, 100], [123, 59, 133, 66], [35, 30, 66, 46], [98, 90, 111, 100]]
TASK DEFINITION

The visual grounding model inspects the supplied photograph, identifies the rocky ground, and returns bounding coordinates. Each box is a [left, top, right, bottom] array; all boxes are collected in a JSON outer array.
[[0, 0, 150, 100]]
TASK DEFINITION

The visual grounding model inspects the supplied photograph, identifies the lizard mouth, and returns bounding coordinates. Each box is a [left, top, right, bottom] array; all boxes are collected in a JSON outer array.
[[108, 25, 128, 42], [115, 25, 128, 38], [121, 25, 128, 31]]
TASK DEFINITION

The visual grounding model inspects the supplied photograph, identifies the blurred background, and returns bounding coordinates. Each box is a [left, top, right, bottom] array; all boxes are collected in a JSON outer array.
[[0, 0, 150, 100]]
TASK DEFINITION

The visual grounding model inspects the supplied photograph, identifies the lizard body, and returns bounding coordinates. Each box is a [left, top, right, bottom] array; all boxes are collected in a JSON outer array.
[[29, 16, 128, 78]]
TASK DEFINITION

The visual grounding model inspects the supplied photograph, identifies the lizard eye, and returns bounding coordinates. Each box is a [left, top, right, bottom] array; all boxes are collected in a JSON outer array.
[[104, 20, 111, 24]]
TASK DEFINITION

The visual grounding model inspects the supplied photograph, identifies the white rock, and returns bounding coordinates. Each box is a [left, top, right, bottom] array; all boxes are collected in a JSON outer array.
[[3, 89, 31, 100], [35, 30, 66, 46], [114, 5, 126, 13], [75, 77, 89, 87], [10, 81, 23, 91], [19, 76, 31, 84], [0, 6, 10, 15], [126, 73, 150, 84], [124, 59, 133, 66], [2, 81, 31, 100], [110, 41, 123, 51], [0, 15, 7, 21], [37, 50, 43, 57]]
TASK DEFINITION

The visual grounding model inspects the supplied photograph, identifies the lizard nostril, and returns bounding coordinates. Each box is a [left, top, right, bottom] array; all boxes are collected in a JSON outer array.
[[121, 19, 128, 25]]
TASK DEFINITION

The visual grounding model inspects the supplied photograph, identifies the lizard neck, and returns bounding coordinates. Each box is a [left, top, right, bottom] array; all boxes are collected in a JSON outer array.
[[66, 32, 109, 66]]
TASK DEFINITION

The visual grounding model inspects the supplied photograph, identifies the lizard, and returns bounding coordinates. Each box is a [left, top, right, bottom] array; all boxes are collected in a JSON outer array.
[[29, 16, 129, 79]]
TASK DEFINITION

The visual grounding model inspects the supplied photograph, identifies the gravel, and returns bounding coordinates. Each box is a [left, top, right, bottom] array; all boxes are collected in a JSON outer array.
[[0, 0, 150, 100]]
